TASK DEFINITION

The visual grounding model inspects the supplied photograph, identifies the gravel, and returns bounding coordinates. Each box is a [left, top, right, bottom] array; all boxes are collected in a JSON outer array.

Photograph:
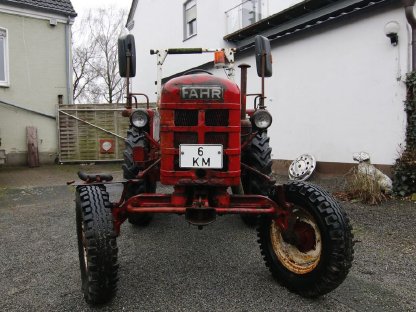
[[0, 164, 415, 311]]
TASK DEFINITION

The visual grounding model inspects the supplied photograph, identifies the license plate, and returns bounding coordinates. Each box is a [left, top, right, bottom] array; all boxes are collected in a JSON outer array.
[[179, 144, 223, 169]]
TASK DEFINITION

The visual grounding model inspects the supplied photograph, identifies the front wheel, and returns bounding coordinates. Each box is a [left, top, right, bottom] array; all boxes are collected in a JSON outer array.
[[240, 131, 272, 226], [122, 127, 155, 226], [257, 181, 353, 298], [76, 185, 119, 304]]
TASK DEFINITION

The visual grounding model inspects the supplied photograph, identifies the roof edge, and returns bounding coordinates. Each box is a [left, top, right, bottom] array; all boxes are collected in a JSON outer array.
[[0, 0, 77, 17], [225, 0, 395, 50]]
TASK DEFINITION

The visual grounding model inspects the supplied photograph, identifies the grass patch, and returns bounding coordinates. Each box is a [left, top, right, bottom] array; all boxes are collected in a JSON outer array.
[[334, 168, 389, 205]]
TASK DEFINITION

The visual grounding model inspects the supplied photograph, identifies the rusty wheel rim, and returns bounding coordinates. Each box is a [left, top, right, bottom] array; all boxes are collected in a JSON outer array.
[[270, 207, 321, 274]]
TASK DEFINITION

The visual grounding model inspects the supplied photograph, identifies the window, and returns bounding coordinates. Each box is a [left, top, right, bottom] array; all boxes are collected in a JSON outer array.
[[184, 0, 197, 39], [0, 27, 9, 86]]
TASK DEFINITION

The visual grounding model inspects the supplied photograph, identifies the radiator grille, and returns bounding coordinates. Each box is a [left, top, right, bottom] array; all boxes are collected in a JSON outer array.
[[175, 110, 198, 126], [205, 110, 229, 126], [174, 132, 198, 148], [205, 132, 228, 148]]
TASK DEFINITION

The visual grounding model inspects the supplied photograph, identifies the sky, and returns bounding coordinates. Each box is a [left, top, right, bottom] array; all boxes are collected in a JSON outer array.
[[70, 0, 132, 25]]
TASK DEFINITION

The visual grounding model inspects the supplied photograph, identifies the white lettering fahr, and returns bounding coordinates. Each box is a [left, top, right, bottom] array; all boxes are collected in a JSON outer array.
[[211, 88, 221, 99], [189, 89, 199, 98], [181, 86, 223, 99], [199, 88, 210, 98], [182, 88, 190, 98]]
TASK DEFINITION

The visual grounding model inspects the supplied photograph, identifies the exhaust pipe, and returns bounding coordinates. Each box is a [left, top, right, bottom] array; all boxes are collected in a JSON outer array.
[[239, 64, 251, 119], [403, 0, 416, 70]]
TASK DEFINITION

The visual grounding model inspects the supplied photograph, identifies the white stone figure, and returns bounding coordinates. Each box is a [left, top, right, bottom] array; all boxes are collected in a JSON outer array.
[[352, 152, 393, 194]]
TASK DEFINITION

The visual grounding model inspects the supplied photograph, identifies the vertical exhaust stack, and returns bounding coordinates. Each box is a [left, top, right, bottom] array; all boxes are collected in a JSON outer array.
[[239, 64, 251, 119], [238, 64, 253, 146], [403, 0, 416, 70]]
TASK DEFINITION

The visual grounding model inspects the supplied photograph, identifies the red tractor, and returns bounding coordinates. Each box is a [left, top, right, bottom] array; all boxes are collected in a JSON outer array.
[[74, 35, 353, 305]]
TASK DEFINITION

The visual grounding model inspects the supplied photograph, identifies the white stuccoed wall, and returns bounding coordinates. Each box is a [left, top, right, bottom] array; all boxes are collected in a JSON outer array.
[[241, 6, 408, 165], [130, 0, 408, 165], [131, 0, 239, 100]]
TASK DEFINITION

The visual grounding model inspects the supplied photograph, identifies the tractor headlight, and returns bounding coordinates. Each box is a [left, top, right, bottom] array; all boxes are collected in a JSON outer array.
[[130, 109, 149, 128], [252, 109, 272, 129]]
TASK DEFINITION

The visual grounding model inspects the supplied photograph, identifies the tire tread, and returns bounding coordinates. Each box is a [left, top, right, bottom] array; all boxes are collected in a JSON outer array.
[[76, 185, 118, 305], [257, 181, 354, 298]]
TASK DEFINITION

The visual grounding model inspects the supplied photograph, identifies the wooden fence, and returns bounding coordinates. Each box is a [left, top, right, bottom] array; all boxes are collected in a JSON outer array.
[[57, 104, 130, 162]]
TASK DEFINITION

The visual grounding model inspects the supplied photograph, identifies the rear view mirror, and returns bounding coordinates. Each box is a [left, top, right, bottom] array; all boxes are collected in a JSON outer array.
[[118, 34, 136, 78], [254, 35, 272, 77]]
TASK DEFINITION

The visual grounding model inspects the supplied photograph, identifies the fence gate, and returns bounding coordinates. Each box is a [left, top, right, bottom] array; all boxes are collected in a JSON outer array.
[[57, 104, 130, 162]]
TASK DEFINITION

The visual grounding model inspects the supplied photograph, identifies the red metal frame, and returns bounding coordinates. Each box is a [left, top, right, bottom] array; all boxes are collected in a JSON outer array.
[[111, 184, 293, 235]]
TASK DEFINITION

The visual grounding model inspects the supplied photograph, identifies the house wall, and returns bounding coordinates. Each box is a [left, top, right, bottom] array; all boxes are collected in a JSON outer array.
[[130, 0, 237, 98], [0, 11, 70, 165], [129, 0, 408, 167], [236, 5, 408, 166]]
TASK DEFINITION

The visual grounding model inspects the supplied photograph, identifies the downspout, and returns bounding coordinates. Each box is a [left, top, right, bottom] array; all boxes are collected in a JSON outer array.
[[64, 16, 73, 104], [403, 0, 416, 70]]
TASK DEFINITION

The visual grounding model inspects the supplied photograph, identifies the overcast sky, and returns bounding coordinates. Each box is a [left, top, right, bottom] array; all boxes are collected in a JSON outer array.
[[71, 0, 132, 24]]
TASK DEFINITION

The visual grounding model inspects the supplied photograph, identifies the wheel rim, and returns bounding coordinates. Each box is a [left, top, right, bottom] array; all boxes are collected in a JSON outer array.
[[270, 207, 322, 274]]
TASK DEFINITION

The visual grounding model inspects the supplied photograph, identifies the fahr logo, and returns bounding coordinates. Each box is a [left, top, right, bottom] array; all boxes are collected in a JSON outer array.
[[181, 85, 223, 100]]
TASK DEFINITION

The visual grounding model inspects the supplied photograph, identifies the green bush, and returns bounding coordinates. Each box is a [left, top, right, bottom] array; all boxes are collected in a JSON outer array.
[[393, 72, 416, 197]]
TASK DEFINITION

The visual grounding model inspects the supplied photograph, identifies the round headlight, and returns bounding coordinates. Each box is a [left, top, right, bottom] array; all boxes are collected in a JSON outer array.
[[130, 110, 149, 128], [252, 109, 272, 129]]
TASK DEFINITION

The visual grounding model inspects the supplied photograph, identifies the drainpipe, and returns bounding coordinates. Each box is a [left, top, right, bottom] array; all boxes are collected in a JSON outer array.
[[403, 0, 416, 70], [64, 16, 73, 104]]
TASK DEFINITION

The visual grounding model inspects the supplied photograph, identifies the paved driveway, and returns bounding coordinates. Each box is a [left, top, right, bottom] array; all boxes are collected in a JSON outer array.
[[0, 165, 415, 311]]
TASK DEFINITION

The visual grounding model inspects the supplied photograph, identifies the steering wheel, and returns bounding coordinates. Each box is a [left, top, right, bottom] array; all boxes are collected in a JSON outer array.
[[183, 69, 213, 76]]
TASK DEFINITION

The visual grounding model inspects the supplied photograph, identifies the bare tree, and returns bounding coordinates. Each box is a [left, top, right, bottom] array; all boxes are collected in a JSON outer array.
[[72, 7, 127, 104], [72, 43, 98, 103]]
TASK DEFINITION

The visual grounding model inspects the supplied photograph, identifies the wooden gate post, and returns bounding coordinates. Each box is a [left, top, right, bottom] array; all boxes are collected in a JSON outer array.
[[27, 126, 39, 167]]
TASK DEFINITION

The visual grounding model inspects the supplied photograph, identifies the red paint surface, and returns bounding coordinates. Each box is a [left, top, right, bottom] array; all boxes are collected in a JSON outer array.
[[159, 74, 241, 186]]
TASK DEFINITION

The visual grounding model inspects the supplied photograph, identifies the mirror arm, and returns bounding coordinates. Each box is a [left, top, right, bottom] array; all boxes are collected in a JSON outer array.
[[125, 52, 132, 109], [260, 51, 266, 109]]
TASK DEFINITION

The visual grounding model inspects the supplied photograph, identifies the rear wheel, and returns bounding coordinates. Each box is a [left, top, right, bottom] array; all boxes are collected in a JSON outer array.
[[257, 181, 354, 297], [122, 127, 156, 226], [240, 131, 272, 226], [76, 185, 118, 304]]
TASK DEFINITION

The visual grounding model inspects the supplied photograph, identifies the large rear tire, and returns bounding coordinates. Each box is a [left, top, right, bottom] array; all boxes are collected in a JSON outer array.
[[76, 185, 119, 305], [240, 131, 273, 226], [257, 181, 354, 298], [122, 127, 156, 226]]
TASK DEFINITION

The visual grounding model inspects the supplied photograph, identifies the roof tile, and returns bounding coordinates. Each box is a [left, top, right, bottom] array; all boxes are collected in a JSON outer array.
[[0, 0, 77, 17]]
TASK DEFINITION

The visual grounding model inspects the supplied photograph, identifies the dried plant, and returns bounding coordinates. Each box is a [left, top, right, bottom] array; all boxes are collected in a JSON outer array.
[[335, 168, 389, 205]]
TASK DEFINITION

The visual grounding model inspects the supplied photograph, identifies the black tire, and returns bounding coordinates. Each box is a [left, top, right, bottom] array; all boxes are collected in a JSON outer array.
[[75, 185, 119, 305], [240, 131, 273, 226], [122, 127, 148, 179], [122, 127, 155, 226], [257, 181, 354, 298]]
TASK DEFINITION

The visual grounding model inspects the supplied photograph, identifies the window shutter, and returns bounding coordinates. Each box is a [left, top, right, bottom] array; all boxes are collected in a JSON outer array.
[[185, 2, 196, 23]]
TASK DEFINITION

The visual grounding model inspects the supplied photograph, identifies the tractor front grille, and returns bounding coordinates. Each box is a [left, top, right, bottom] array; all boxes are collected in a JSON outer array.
[[205, 132, 228, 147], [175, 110, 198, 126], [205, 110, 229, 126], [174, 132, 198, 148], [171, 109, 231, 173]]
